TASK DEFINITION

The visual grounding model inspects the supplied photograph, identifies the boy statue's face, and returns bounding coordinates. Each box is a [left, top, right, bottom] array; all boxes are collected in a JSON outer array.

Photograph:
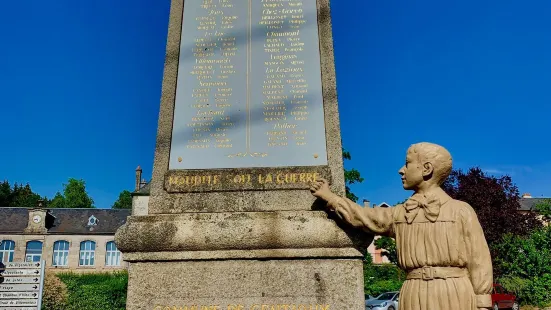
[[399, 149, 425, 190]]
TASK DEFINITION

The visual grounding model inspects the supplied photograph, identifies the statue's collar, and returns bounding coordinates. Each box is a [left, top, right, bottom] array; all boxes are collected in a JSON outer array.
[[411, 187, 452, 206]]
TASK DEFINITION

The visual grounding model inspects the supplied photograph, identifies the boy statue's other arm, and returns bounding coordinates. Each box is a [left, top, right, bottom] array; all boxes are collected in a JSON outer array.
[[310, 179, 395, 236]]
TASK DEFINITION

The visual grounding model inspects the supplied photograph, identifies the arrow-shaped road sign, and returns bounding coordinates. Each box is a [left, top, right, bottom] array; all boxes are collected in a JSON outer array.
[[0, 299, 39, 306], [0, 292, 39, 299], [1, 277, 40, 284], [0, 284, 39, 292], [0, 269, 41, 277], [4, 262, 40, 269]]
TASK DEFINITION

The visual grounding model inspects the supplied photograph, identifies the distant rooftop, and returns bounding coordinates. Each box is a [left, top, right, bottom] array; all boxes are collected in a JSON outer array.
[[519, 196, 549, 211], [134, 181, 150, 196], [0, 208, 131, 235]]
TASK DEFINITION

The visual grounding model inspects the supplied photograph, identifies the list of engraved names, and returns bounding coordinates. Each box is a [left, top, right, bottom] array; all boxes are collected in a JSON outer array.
[[170, 0, 327, 169]]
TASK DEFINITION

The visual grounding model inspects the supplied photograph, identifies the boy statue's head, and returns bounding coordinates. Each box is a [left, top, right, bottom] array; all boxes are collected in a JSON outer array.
[[398, 142, 453, 192]]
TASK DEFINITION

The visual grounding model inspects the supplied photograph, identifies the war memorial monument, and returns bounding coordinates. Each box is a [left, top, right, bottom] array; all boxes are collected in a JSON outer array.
[[115, 0, 371, 309]]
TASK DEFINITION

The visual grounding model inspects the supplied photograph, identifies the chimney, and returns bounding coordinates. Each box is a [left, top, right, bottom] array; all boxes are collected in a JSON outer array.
[[522, 193, 532, 198], [135, 166, 143, 192], [363, 199, 370, 208]]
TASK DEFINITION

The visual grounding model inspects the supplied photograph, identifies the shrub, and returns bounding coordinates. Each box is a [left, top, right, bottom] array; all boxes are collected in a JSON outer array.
[[42, 272, 68, 310], [363, 260, 405, 297], [56, 271, 128, 310], [499, 275, 529, 297], [521, 274, 551, 308], [495, 226, 551, 307]]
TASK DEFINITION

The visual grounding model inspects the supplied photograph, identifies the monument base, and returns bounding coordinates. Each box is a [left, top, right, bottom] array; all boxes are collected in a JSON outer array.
[[126, 259, 364, 310], [116, 211, 371, 310]]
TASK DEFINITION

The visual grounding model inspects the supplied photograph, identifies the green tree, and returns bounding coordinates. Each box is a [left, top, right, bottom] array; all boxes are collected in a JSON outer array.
[[0, 181, 12, 207], [112, 190, 132, 209], [534, 198, 551, 222], [61, 178, 95, 209], [9, 183, 43, 208], [494, 226, 551, 306], [343, 148, 364, 202], [374, 236, 398, 265], [363, 258, 405, 297], [48, 192, 66, 208]]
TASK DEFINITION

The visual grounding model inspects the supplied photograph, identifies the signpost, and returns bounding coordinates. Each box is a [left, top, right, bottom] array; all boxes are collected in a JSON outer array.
[[0, 261, 45, 310]]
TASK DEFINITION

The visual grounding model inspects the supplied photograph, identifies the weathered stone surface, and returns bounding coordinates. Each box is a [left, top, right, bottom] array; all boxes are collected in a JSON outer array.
[[115, 211, 373, 257], [122, 248, 363, 262], [147, 0, 345, 215], [126, 259, 364, 310]]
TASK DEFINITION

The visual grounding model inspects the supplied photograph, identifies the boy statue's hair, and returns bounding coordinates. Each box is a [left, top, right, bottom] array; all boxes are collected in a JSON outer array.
[[408, 142, 453, 186]]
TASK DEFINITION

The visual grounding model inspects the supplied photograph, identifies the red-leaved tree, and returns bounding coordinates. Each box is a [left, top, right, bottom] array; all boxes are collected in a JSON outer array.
[[442, 167, 542, 275]]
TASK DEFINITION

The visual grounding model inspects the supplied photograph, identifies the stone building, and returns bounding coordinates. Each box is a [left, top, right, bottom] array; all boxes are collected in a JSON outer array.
[[0, 206, 130, 272]]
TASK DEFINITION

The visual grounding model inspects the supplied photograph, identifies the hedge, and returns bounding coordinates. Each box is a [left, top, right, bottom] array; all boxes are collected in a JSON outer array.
[[42, 271, 128, 310]]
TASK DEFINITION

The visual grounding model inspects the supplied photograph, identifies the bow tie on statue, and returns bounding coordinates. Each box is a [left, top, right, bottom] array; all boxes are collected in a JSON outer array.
[[404, 193, 441, 224]]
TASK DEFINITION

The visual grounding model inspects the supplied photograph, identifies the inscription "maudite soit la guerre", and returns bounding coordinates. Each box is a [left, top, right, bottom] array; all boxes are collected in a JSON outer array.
[[164, 166, 331, 193]]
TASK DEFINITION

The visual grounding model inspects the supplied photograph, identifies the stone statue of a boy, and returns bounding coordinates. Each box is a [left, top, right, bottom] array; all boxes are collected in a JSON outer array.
[[310, 142, 493, 310]]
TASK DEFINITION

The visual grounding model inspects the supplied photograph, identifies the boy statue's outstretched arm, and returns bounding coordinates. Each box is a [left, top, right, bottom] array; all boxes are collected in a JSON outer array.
[[310, 178, 395, 236]]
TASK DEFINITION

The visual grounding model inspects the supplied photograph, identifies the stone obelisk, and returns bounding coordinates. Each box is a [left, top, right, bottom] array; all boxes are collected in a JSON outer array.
[[115, 0, 370, 309]]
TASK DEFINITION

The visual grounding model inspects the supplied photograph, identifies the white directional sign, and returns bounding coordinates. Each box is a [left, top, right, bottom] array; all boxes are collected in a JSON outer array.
[[0, 292, 39, 300], [0, 285, 39, 292], [0, 260, 45, 310], [1, 278, 40, 285], [0, 299, 39, 306], [1, 270, 40, 277], [3, 263, 41, 269]]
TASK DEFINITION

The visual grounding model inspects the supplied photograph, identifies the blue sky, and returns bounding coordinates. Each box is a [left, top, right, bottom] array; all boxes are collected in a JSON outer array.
[[0, 0, 550, 208]]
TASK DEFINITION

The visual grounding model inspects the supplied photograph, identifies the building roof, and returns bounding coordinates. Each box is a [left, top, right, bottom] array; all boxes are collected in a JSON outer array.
[[0, 208, 131, 235], [0, 208, 30, 233], [133, 181, 150, 196], [519, 198, 549, 211]]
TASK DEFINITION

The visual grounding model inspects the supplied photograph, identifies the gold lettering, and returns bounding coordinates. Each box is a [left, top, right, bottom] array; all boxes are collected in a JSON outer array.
[[213, 175, 220, 184], [299, 173, 306, 183], [313, 173, 319, 182], [290, 173, 297, 183]]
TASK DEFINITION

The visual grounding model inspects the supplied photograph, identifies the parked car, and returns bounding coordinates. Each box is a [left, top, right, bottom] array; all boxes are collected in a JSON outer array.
[[365, 291, 399, 310], [492, 283, 519, 310], [365, 294, 375, 302]]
